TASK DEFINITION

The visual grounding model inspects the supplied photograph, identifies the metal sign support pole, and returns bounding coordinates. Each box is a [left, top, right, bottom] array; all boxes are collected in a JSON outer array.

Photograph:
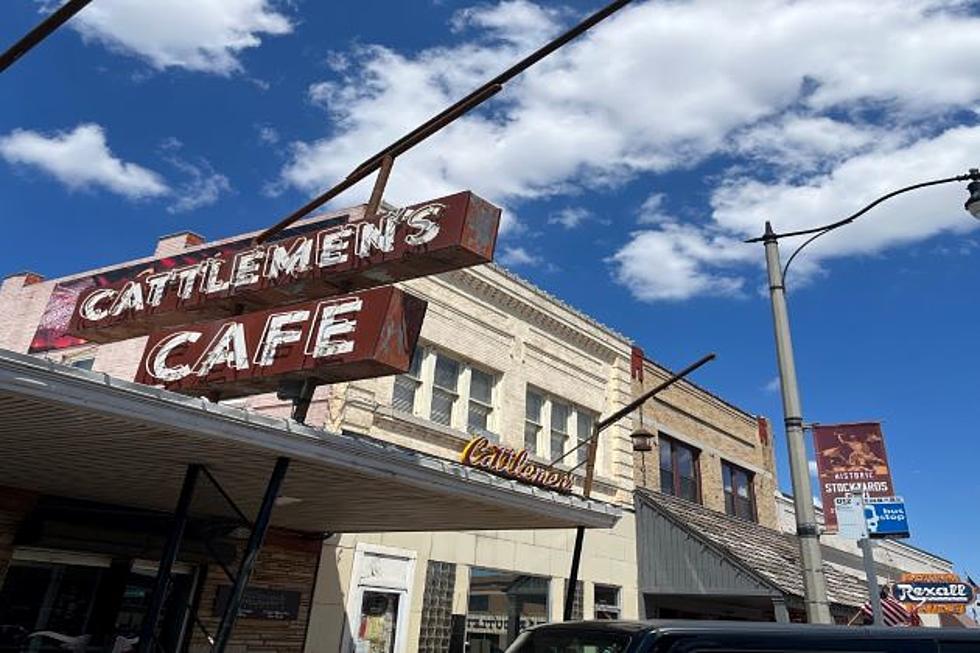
[[860, 538, 883, 625], [139, 464, 201, 653], [212, 456, 290, 653], [859, 494, 883, 625]]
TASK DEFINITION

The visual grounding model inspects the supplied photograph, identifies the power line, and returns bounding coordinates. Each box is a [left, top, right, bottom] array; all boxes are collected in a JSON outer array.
[[255, 0, 635, 243], [0, 0, 94, 74]]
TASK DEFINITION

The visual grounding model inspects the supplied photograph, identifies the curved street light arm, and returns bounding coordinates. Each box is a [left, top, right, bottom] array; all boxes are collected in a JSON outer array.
[[781, 227, 832, 282], [744, 169, 980, 283]]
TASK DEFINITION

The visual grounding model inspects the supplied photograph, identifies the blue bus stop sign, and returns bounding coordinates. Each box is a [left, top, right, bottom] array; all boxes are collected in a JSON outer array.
[[863, 497, 910, 539]]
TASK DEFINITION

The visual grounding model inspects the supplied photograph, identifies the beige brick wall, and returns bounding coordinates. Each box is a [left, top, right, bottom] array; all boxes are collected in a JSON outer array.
[[190, 530, 320, 653], [632, 358, 779, 529], [306, 514, 640, 653], [336, 265, 638, 505]]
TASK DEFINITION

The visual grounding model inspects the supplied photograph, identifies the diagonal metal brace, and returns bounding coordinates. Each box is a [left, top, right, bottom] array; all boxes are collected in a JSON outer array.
[[211, 457, 291, 653]]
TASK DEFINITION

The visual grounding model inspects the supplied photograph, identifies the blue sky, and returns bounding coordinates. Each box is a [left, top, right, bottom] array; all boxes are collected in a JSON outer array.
[[3, 0, 979, 578]]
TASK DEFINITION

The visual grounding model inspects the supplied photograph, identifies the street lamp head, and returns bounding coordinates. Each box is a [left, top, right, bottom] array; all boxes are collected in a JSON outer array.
[[966, 169, 980, 220], [629, 427, 656, 452]]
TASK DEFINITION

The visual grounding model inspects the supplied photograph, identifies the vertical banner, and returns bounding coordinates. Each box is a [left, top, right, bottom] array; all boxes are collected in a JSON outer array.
[[812, 422, 895, 532]]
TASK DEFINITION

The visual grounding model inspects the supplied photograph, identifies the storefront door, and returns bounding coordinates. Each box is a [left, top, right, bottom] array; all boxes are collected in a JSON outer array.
[[0, 550, 197, 652], [346, 545, 416, 653]]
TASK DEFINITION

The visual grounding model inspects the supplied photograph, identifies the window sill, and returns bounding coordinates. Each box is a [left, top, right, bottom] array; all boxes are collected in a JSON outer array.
[[376, 406, 480, 450]]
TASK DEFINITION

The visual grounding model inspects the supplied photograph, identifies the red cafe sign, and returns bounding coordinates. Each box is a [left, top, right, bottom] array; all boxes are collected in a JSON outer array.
[[135, 286, 425, 399], [460, 437, 573, 494], [69, 191, 500, 343]]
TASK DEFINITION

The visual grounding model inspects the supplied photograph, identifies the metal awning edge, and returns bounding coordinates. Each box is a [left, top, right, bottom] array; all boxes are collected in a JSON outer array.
[[0, 348, 620, 529]]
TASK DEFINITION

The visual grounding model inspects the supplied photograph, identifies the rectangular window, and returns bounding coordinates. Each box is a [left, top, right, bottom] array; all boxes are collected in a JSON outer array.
[[575, 411, 594, 467], [430, 354, 460, 426], [594, 584, 620, 620], [659, 435, 700, 503], [524, 389, 544, 454], [722, 461, 757, 521], [468, 367, 496, 440], [550, 401, 570, 461], [467, 567, 549, 651], [392, 347, 423, 413]]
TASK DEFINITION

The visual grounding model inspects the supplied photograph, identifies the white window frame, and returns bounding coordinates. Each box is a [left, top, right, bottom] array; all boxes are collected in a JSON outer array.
[[549, 400, 571, 463], [430, 352, 461, 427], [466, 365, 497, 440], [593, 583, 621, 620], [524, 387, 545, 455], [574, 409, 597, 467], [526, 386, 599, 469], [392, 347, 425, 414], [390, 346, 500, 439]]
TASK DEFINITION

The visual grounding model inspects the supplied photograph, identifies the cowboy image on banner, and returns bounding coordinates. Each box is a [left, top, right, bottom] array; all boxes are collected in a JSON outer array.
[[812, 422, 895, 532]]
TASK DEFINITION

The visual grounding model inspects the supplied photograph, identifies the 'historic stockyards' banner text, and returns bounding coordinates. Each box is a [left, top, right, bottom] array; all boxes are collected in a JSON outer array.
[[135, 286, 426, 399], [813, 422, 896, 531]]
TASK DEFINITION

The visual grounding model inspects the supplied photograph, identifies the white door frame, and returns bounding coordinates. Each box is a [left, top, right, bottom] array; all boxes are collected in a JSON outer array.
[[345, 543, 417, 653]]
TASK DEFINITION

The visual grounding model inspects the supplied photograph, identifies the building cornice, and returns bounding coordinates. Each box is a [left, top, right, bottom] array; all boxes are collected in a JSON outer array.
[[435, 265, 632, 360]]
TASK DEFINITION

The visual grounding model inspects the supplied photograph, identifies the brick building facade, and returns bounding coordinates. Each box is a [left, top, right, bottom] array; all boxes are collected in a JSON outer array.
[[632, 354, 778, 529], [0, 210, 872, 650]]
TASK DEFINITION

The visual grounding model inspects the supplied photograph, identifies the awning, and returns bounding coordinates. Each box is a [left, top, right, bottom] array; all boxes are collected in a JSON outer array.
[[635, 489, 867, 608], [0, 349, 619, 533]]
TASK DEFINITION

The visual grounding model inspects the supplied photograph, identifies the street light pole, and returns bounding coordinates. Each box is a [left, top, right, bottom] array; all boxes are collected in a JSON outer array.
[[750, 168, 980, 624], [763, 222, 833, 624]]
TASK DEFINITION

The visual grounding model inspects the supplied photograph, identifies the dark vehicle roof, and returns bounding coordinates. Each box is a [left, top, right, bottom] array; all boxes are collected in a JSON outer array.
[[527, 620, 980, 641]]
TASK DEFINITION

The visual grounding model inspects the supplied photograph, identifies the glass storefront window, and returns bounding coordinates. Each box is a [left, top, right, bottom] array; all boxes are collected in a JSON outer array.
[[466, 567, 549, 653], [593, 584, 620, 620], [0, 558, 194, 653]]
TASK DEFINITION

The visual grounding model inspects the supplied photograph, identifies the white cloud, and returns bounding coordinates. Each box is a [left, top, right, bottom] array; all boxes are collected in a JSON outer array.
[[809, 460, 819, 477], [637, 193, 676, 225], [450, 0, 563, 47], [712, 125, 980, 256], [163, 146, 232, 214], [730, 115, 891, 174], [548, 207, 591, 229], [48, 0, 293, 74], [498, 246, 541, 267], [276, 0, 980, 294], [0, 124, 168, 198], [612, 124, 980, 300], [764, 377, 781, 394], [609, 223, 754, 301], [257, 125, 280, 145]]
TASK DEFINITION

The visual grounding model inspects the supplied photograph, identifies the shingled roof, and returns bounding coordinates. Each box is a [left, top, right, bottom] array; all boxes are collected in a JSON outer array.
[[637, 489, 868, 607]]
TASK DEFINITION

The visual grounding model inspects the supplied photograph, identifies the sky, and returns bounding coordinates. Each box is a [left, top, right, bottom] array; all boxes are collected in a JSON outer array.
[[2, 0, 979, 579]]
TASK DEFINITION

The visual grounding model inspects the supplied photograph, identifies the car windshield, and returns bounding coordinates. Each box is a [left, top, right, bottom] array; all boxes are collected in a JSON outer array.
[[505, 629, 632, 653]]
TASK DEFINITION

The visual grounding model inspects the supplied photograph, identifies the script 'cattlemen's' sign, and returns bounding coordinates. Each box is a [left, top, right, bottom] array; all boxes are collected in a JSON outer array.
[[135, 286, 425, 399], [68, 191, 499, 344], [813, 422, 895, 531], [460, 436, 573, 494], [893, 574, 975, 615]]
